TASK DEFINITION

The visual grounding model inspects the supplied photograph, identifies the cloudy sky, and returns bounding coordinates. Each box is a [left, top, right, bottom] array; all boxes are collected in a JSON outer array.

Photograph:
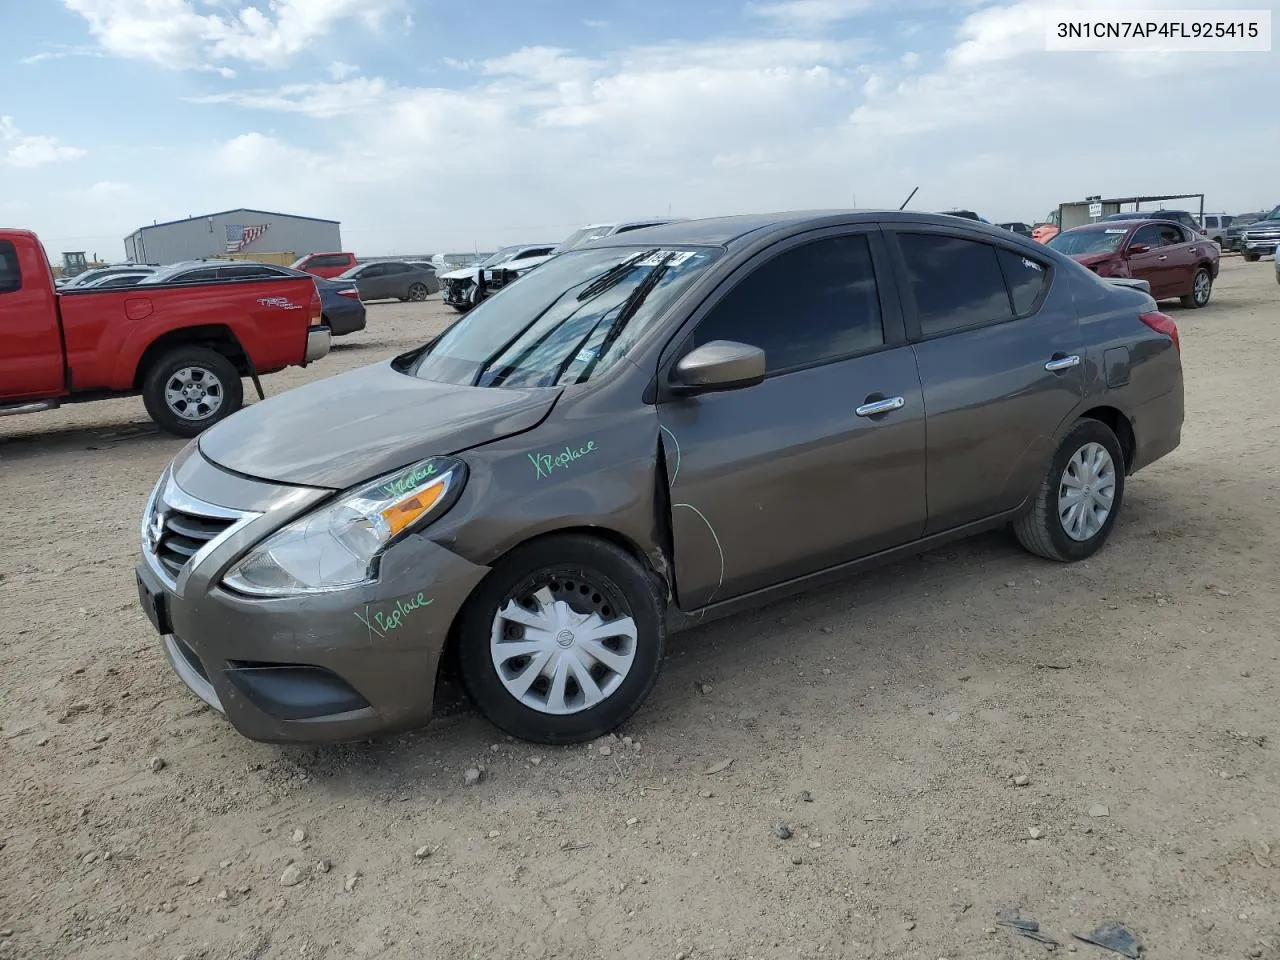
[[3, 0, 1277, 257]]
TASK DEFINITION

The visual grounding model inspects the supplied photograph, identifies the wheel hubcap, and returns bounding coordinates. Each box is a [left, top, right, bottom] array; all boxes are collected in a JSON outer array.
[[1057, 441, 1116, 542], [1194, 272, 1209, 303], [490, 576, 638, 716], [164, 366, 224, 421], [410, 285, 426, 300]]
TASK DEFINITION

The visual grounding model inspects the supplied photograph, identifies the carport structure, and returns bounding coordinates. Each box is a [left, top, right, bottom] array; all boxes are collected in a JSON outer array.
[[1058, 193, 1205, 231]]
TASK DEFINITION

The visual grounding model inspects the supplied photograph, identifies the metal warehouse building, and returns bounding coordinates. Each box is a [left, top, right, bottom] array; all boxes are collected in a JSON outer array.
[[123, 208, 342, 265]]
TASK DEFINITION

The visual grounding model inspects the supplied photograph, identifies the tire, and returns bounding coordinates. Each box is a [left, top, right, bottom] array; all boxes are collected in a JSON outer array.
[[1013, 418, 1126, 563], [407, 283, 428, 302], [456, 534, 666, 745], [1181, 267, 1212, 308], [1243, 252, 1260, 262], [449, 303, 469, 313], [141, 346, 243, 438]]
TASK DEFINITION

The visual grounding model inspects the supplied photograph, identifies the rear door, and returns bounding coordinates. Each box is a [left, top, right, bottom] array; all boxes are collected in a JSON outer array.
[[656, 226, 928, 608], [0, 238, 65, 399], [884, 226, 1083, 534]]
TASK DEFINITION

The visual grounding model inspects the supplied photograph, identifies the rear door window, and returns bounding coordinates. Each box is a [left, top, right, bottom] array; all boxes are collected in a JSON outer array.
[[896, 233, 1013, 337], [1158, 225, 1185, 246]]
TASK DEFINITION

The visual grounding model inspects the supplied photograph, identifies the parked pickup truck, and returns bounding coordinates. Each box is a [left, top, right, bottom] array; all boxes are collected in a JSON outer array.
[[1, 228, 331, 437]]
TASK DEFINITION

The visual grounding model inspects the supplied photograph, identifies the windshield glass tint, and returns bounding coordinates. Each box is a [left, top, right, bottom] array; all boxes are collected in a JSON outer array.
[[410, 246, 720, 389], [555, 227, 613, 251], [1047, 229, 1127, 255], [478, 246, 522, 267]]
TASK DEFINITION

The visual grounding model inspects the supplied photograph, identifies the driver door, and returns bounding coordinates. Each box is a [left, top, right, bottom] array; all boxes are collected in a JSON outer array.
[[656, 227, 927, 610]]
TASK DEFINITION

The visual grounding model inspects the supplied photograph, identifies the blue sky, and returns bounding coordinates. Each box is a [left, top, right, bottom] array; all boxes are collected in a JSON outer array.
[[2, 0, 1277, 257]]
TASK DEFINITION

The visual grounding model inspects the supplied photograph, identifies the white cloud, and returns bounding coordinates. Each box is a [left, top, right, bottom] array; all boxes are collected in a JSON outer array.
[[188, 77, 392, 118], [61, 0, 404, 70], [327, 60, 358, 80], [0, 116, 87, 169], [746, 0, 875, 29]]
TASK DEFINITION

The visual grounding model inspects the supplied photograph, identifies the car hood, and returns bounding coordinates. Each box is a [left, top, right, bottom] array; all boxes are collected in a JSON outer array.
[[198, 359, 560, 489], [440, 267, 483, 280], [1244, 218, 1280, 233]]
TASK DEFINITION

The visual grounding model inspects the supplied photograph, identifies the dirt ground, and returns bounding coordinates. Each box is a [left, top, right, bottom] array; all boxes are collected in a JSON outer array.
[[2, 260, 1278, 960]]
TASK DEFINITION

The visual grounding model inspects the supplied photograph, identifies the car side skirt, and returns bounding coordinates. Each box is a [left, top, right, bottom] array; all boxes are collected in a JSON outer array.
[[665, 503, 1028, 634]]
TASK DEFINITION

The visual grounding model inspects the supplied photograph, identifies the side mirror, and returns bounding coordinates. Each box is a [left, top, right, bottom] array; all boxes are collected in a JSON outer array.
[[1127, 243, 1150, 255], [670, 340, 766, 394]]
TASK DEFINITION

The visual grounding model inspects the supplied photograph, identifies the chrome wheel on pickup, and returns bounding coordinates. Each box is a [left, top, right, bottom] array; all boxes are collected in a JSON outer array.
[[142, 346, 244, 438]]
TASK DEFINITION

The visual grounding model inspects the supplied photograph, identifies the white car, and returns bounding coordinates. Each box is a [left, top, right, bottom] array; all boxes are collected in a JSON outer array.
[[440, 244, 557, 312], [552, 218, 688, 253]]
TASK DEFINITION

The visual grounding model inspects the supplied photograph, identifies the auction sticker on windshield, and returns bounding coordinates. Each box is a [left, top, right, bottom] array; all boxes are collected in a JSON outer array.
[[636, 250, 699, 267]]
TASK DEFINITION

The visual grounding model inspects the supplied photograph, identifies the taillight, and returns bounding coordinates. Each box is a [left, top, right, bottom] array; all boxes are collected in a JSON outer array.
[[1139, 310, 1179, 353], [309, 286, 323, 325], [337, 288, 360, 299]]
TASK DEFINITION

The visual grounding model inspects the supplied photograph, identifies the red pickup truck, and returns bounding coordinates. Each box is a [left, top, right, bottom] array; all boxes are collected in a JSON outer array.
[[1, 228, 331, 437]]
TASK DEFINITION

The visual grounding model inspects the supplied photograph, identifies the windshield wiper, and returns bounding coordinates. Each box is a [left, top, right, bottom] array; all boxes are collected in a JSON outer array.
[[576, 249, 657, 302], [571, 253, 676, 384]]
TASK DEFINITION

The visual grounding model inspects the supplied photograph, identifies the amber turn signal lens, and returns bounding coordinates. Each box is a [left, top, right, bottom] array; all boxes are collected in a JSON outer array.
[[379, 478, 447, 537]]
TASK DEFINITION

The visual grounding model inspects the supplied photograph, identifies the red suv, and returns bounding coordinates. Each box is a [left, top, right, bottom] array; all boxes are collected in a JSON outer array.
[[291, 252, 356, 279], [1047, 219, 1219, 308]]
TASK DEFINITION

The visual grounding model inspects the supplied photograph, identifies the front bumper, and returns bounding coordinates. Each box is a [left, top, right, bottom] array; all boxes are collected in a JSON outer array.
[[136, 448, 488, 743], [442, 280, 474, 306], [1243, 238, 1279, 254]]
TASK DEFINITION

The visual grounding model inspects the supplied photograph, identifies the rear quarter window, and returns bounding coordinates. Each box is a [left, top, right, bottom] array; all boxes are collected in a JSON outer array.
[[997, 249, 1050, 315], [0, 241, 21, 293]]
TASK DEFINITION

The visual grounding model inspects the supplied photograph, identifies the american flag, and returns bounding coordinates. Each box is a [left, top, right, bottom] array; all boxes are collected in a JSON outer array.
[[225, 223, 269, 252]]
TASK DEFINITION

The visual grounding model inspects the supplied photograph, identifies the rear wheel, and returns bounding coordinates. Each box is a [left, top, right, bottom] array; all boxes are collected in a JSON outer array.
[[1013, 418, 1126, 562], [457, 535, 666, 745], [141, 346, 243, 438], [407, 282, 428, 302], [1181, 267, 1212, 308]]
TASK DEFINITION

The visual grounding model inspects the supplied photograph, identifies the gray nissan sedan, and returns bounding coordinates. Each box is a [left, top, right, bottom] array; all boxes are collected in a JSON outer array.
[[136, 211, 1184, 746]]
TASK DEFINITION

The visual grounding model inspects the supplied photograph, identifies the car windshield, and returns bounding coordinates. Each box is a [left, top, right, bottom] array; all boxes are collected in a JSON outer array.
[[1264, 205, 1280, 221], [289, 255, 308, 269], [335, 263, 367, 279], [554, 226, 614, 252], [477, 246, 524, 268], [408, 245, 720, 389], [1047, 229, 1128, 255]]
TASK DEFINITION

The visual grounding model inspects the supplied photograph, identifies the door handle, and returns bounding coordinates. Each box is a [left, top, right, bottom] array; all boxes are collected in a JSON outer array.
[[855, 396, 905, 417], [1044, 354, 1081, 372]]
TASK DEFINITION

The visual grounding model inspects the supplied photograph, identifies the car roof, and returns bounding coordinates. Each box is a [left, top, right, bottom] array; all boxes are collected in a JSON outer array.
[[574, 209, 1025, 249]]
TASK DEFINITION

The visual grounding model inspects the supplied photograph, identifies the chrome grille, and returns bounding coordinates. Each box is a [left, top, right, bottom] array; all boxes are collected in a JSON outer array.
[[155, 508, 235, 580], [142, 473, 255, 589]]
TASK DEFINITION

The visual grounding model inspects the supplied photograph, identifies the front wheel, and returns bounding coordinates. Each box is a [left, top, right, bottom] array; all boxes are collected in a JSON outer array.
[[457, 535, 666, 745], [1181, 267, 1212, 308], [1243, 252, 1260, 262], [141, 346, 243, 438], [1013, 418, 1126, 562]]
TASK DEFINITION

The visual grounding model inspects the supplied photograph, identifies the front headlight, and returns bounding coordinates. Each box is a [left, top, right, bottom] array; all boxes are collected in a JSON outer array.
[[222, 457, 467, 597]]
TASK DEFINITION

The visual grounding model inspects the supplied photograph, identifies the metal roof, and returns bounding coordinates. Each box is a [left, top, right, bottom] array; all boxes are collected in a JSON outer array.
[[129, 207, 341, 233]]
